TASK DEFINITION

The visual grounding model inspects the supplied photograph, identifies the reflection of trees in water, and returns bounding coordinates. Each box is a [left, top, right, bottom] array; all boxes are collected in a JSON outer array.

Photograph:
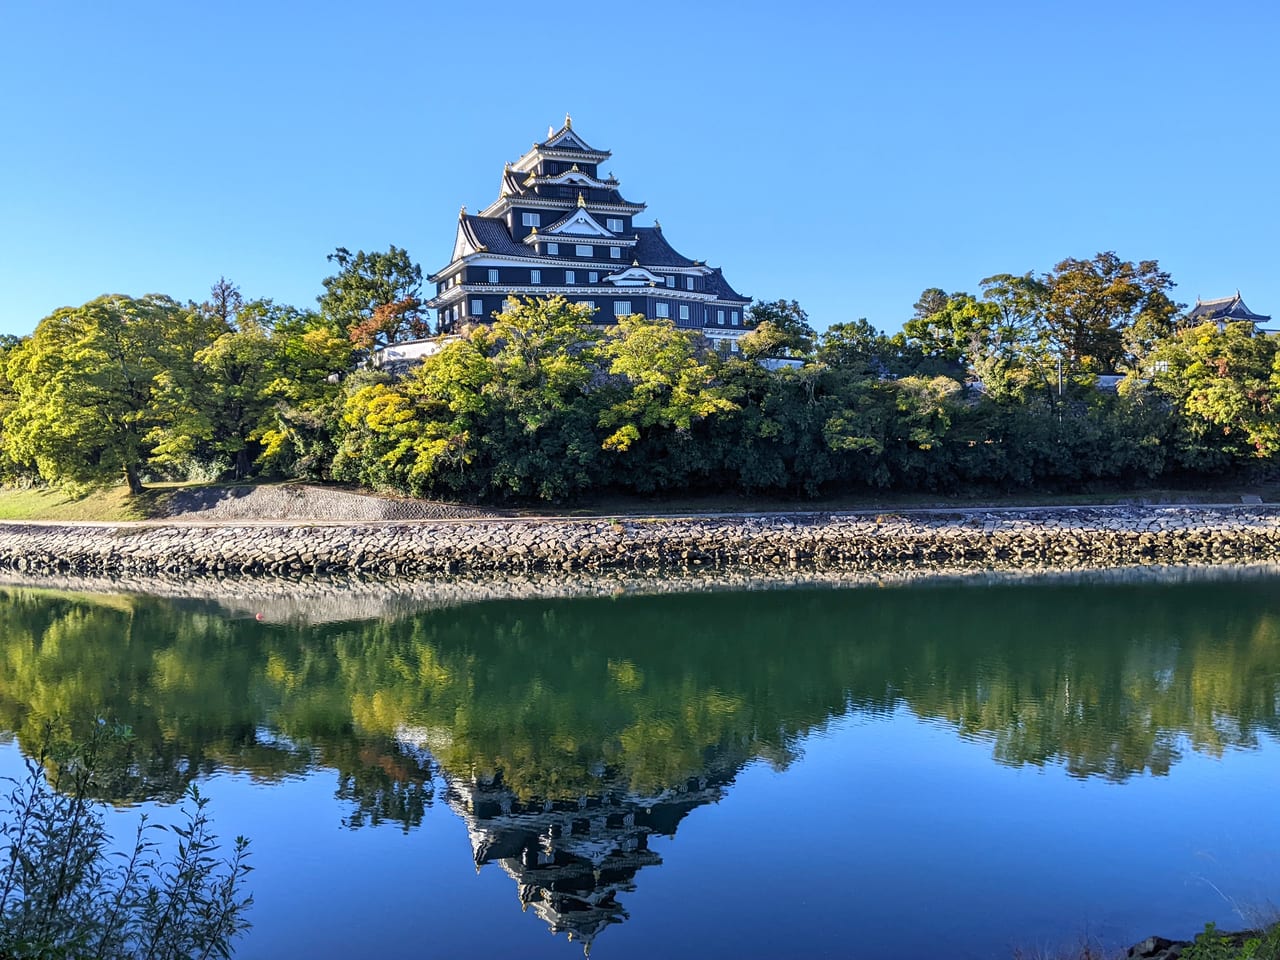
[[0, 590, 436, 826], [0, 578, 1277, 812], [2, 579, 1277, 952]]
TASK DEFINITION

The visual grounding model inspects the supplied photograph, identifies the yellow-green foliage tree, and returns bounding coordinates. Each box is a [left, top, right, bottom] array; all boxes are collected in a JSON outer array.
[[334, 296, 604, 500], [599, 315, 737, 452], [0, 335, 28, 484], [253, 306, 353, 480], [3, 295, 219, 493], [1148, 321, 1280, 469]]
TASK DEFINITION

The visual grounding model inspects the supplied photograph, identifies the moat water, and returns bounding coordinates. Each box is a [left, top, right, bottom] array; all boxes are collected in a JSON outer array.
[[1, 571, 1278, 958]]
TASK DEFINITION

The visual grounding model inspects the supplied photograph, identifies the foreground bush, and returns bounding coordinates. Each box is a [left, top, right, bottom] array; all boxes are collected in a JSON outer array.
[[0, 730, 253, 959]]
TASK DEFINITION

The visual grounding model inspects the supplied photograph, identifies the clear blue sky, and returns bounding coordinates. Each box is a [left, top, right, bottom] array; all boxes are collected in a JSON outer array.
[[2, 0, 1276, 338]]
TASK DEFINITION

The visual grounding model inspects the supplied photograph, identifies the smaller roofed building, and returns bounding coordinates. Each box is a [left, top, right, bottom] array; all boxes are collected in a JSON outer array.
[[426, 116, 752, 352], [1187, 293, 1272, 333]]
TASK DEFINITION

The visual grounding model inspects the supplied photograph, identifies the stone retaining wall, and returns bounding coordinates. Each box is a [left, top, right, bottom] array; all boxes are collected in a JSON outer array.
[[1, 506, 1278, 579]]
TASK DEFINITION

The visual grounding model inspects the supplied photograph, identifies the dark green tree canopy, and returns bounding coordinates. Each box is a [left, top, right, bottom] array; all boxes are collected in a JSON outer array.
[[319, 246, 426, 348], [0, 248, 1268, 504], [741, 299, 817, 359], [1037, 252, 1179, 371]]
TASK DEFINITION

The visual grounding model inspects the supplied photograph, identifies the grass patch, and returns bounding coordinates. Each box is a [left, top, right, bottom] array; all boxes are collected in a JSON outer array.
[[0, 481, 283, 522], [0, 485, 152, 522]]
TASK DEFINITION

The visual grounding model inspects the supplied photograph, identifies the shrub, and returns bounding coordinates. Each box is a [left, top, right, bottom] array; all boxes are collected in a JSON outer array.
[[0, 727, 253, 959], [1184, 921, 1280, 960]]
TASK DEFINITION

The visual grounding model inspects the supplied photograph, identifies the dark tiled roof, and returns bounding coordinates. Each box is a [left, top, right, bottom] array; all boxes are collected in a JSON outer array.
[[526, 186, 638, 208], [704, 267, 748, 303], [538, 124, 609, 157], [1188, 294, 1271, 323], [608, 190, 641, 207], [501, 168, 525, 197], [540, 208, 628, 238], [633, 227, 694, 267], [461, 215, 525, 256], [632, 229, 747, 301]]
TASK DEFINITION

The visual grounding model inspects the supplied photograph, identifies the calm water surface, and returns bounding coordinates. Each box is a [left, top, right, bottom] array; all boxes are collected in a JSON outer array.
[[1, 572, 1278, 958]]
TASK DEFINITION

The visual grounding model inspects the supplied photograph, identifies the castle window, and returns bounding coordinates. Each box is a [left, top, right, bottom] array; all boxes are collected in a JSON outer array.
[[607, 218, 623, 232], [731, 311, 740, 326], [576, 244, 593, 257], [679, 304, 690, 320], [665, 276, 675, 288], [613, 301, 631, 316], [589, 272, 599, 283], [488, 269, 499, 283], [559, 186, 574, 197], [547, 242, 559, 255], [530, 270, 541, 284], [584, 300, 596, 310], [717, 310, 725, 325], [565, 271, 575, 284], [655, 302, 669, 318], [610, 247, 621, 259], [470, 299, 483, 316], [730, 340, 740, 353], [522, 212, 540, 227], [686, 277, 695, 290]]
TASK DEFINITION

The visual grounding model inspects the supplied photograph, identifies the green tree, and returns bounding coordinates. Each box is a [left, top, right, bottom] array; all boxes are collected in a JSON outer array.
[[816, 319, 920, 378], [721, 360, 894, 495], [151, 322, 279, 480], [256, 307, 353, 480], [911, 287, 950, 322], [978, 272, 1053, 397], [1148, 321, 1280, 469], [148, 281, 286, 481], [318, 246, 427, 348], [480, 297, 604, 499], [598, 316, 737, 454], [332, 376, 421, 492], [3, 295, 217, 493], [1037, 252, 1179, 372], [740, 299, 816, 360], [334, 296, 604, 501], [205, 275, 245, 328], [0, 334, 30, 484], [884, 375, 966, 489], [903, 292, 1000, 374]]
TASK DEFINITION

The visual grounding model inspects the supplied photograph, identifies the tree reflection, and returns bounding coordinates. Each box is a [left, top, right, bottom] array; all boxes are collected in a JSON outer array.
[[0, 575, 1277, 809], [2, 577, 1277, 951]]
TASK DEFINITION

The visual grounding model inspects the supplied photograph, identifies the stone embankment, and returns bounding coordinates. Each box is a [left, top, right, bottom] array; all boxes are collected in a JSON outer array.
[[0, 506, 1278, 579]]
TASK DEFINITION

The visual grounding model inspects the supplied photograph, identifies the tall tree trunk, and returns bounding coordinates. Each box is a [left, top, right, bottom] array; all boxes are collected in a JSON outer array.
[[124, 462, 144, 495]]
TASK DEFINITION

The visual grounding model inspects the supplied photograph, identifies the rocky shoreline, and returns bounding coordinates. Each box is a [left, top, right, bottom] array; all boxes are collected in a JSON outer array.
[[0, 504, 1278, 579]]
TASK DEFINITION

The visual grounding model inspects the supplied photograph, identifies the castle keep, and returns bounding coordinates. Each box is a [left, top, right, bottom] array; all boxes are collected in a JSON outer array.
[[426, 116, 751, 350]]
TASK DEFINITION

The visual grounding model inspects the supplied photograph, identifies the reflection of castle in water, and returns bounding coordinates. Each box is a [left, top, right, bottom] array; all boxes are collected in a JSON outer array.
[[439, 760, 741, 954]]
